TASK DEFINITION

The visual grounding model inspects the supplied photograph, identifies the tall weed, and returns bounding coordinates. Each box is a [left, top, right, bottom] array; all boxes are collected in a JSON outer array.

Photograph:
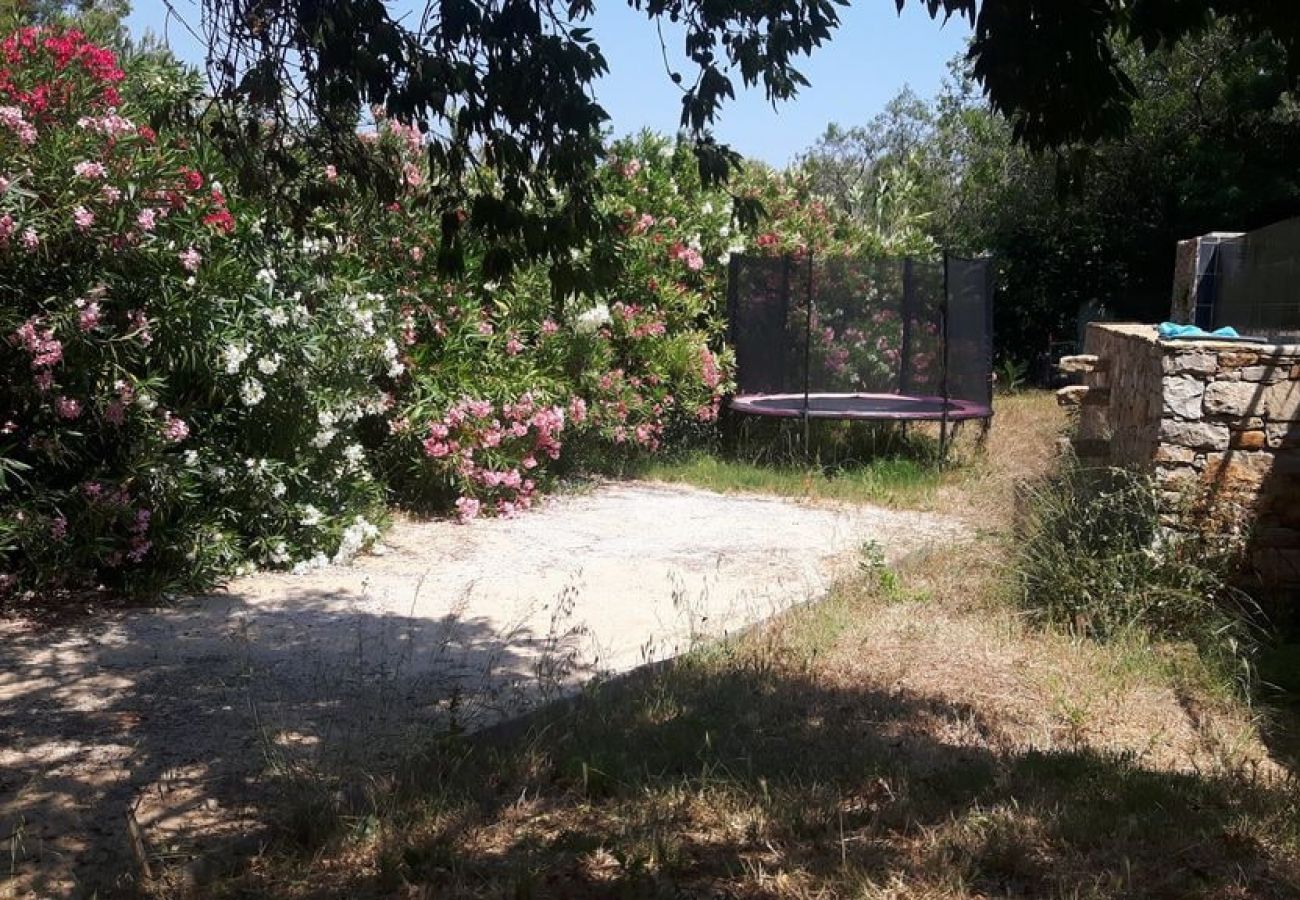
[[1015, 465, 1261, 686]]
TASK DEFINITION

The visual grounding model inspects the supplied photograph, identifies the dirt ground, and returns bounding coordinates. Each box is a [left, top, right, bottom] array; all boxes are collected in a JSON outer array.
[[0, 481, 966, 897]]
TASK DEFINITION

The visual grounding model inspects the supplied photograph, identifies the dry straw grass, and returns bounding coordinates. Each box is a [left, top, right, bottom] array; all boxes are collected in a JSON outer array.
[[185, 393, 1300, 899]]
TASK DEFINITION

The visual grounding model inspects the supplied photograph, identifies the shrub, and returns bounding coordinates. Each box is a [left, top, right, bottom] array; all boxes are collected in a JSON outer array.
[[0, 26, 397, 598], [1015, 464, 1261, 682]]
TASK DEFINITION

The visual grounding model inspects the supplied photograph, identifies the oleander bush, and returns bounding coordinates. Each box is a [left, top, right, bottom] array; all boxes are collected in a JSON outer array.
[[0, 26, 400, 597], [0, 23, 931, 602]]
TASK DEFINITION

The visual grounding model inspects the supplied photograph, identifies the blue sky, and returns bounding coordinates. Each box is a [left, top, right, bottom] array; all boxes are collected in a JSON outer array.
[[126, 1, 970, 166]]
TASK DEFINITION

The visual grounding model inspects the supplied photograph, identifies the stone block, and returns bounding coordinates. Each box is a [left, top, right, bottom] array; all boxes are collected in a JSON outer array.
[[1163, 376, 1205, 419], [1266, 422, 1300, 448], [1056, 385, 1110, 407], [1203, 451, 1275, 487], [1163, 351, 1217, 376], [1231, 430, 1268, 450], [1159, 419, 1230, 450], [1154, 444, 1196, 464], [1219, 350, 1260, 368], [1202, 380, 1265, 417], [1156, 464, 1198, 488], [1228, 417, 1265, 431], [1239, 365, 1286, 383], [1058, 354, 1106, 374], [1264, 380, 1300, 420]]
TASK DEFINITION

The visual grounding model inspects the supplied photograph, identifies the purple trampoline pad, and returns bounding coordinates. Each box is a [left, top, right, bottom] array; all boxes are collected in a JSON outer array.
[[729, 392, 992, 422]]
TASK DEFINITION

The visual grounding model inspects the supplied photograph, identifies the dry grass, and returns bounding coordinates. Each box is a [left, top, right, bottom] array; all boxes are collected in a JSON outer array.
[[181, 393, 1300, 899], [628, 391, 1066, 523]]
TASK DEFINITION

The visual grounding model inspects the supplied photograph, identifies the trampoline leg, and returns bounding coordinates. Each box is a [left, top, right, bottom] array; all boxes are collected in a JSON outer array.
[[978, 417, 992, 448]]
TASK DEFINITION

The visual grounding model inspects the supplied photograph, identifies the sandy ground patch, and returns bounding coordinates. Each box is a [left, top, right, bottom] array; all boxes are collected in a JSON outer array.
[[0, 481, 965, 897]]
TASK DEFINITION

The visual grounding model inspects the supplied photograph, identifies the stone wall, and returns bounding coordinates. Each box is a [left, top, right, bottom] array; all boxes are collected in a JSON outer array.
[[1072, 322, 1300, 597]]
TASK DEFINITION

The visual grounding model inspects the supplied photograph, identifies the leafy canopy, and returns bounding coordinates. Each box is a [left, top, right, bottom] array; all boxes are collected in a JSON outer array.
[[193, 0, 1300, 277]]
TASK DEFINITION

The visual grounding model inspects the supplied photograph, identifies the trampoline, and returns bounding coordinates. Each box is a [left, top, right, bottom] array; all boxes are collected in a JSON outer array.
[[726, 253, 994, 443], [729, 392, 992, 421]]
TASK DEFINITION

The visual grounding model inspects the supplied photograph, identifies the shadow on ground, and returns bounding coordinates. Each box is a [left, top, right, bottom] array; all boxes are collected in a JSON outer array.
[[0, 589, 573, 898], [225, 651, 1300, 900]]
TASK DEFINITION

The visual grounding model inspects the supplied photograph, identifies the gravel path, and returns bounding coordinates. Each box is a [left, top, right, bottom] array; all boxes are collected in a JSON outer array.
[[0, 482, 966, 895]]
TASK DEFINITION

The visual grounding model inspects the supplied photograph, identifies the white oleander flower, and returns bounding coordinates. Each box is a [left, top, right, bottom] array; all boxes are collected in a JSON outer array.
[[222, 342, 250, 373], [575, 303, 611, 334], [239, 377, 265, 407]]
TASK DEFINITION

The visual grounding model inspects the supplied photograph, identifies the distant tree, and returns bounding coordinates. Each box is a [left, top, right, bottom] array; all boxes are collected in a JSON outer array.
[[804, 23, 1300, 364], [904, 0, 1300, 149], [952, 22, 1300, 361]]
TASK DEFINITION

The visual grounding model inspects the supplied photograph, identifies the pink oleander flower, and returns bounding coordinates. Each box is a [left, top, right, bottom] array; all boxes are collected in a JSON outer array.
[[0, 175, 9, 194], [455, 495, 481, 522], [73, 160, 107, 180], [505, 336, 524, 356], [423, 438, 451, 458], [567, 396, 588, 425], [0, 106, 36, 144], [409, 245, 424, 263], [127, 309, 152, 345], [135, 208, 157, 232], [77, 113, 135, 136], [20, 227, 39, 250], [477, 321, 494, 336], [699, 347, 721, 390], [104, 399, 126, 425], [178, 246, 201, 272], [541, 318, 559, 336], [55, 396, 82, 420], [100, 184, 121, 204], [78, 301, 101, 332], [161, 412, 189, 443], [0, 214, 13, 241], [73, 205, 94, 232], [50, 515, 67, 540]]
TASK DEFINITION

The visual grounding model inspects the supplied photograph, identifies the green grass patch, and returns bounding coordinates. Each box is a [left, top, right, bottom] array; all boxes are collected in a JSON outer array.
[[628, 451, 945, 507]]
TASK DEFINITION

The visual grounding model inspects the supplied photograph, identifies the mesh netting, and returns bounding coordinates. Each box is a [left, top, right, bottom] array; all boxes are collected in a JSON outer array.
[[1211, 217, 1300, 337], [727, 254, 993, 419]]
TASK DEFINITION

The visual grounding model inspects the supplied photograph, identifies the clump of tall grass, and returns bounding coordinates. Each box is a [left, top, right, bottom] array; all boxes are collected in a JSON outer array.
[[1015, 464, 1262, 686]]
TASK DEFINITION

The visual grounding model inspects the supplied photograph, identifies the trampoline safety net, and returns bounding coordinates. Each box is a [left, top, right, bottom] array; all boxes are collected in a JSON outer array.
[[726, 254, 994, 421]]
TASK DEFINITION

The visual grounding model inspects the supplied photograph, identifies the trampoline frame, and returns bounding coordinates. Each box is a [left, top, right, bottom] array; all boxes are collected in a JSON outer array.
[[725, 251, 994, 454]]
